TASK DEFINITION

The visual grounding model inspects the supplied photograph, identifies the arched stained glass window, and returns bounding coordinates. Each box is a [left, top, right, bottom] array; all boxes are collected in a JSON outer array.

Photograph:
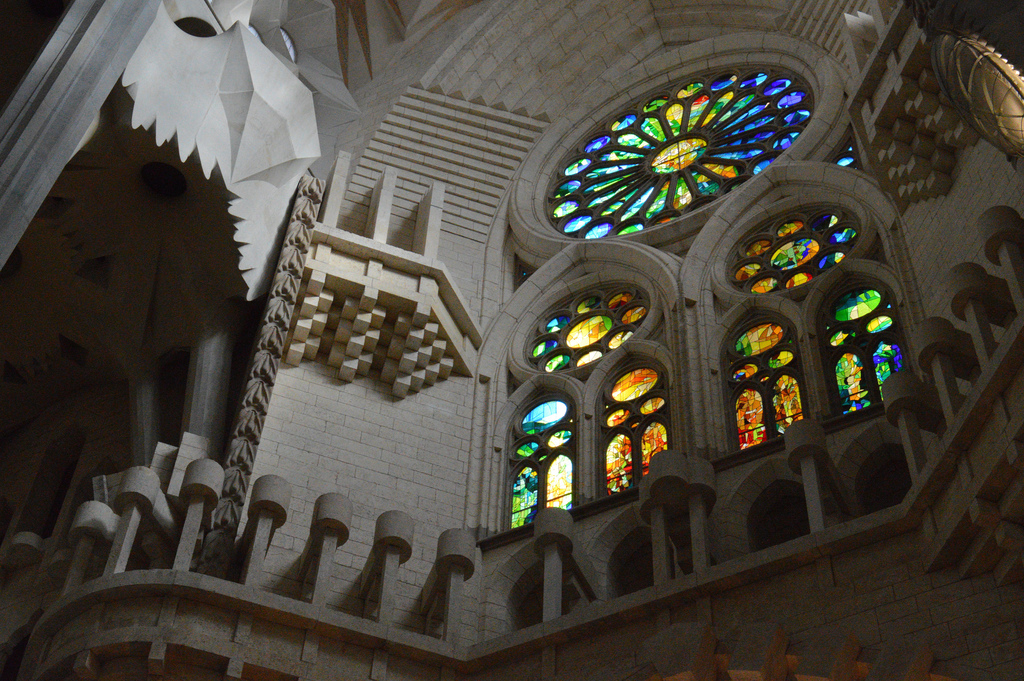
[[509, 397, 576, 528], [824, 286, 905, 414], [731, 207, 859, 294], [548, 68, 814, 238], [726, 321, 803, 449], [601, 366, 669, 493], [530, 287, 650, 372]]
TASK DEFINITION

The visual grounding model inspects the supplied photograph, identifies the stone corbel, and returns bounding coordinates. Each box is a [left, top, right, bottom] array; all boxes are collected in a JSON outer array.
[[360, 511, 414, 625], [420, 529, 475, 641]]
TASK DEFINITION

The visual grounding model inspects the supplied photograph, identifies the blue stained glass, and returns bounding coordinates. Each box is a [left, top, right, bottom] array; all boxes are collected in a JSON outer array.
[[778, 91, 806, 108], [585, 164, 637, 178], [611, 114, 636, 131], [565, 159, 591, 175], [773, 132, 799, 150], [819, 252, 845, 269], [546, 315, 570, 333], [522, 400, 569, 434], [585, 222, 614, 239], [783, 110, 811, 125], [741, 73, 768, 88], [722, 106, 769, 131], [715, 149, 761, 159], [554, 180, 580, 197], [764, 79, 791, 96], [711, 75, 738, 90], [811, 214, 838, 231], [837, 156, 855, 167], [753, 158, 774, 174], [738, 115, 775, 132], [563, 215, 591, 233], [585, 136, 611, 152], [829, 227, 856, 244]]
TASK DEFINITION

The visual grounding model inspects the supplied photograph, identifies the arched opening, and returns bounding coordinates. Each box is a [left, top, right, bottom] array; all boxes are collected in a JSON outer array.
[[608, 526, 654, 597], [16, 425, 85, 538], [855, 444, 912, 514], [748, 480, 809, 551]]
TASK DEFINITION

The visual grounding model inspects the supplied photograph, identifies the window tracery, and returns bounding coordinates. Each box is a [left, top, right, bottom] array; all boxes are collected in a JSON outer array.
[[548, 69, 814, 239], [726, 321, 804, 449], [530, 288, 649, 372], [510, 397, 576, 528], [730, 208, 859, 294], [601, 366, 669, 494], [823, 286, 905, 414]]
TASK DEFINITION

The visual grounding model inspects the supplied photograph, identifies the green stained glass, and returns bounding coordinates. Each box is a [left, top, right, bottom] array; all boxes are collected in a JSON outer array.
[[516, 441, 539, 458], [566, 315, 613, 348], [612, 368, 658, 402], [773, 375, 802, 433], [737, 388, 766, 449], [687, 95, 710, 131], [819, 251, 845, 269], [666, 103, 684, 136], [674, 182, 693, 209], [522, 400, 568, 434], [546, 456, 573, 509], [511, 468, 539, 527], [833, 289, 882, 322], [677, 81, 702, 98], [583, 177, 626, 194], [617, 223, 644, 235], [546, 315, 569, 332], [651, 139, 707, 173], [702, 91, 734, 126], [873, 342, 903, 399], [736, 323, 784, 356], [548, 430, 572, 448], [586, 163, 637, 178], [645, 181, 669, 219], [554, 180, 580, 197], [577, 296, 600, 313], [768, 350, 794, 368], [545, 353, 571, 372], [533, 339, 557, 357], [867, 316, 893, 333], [622, 186, 654, 219], [642, 117, 666, 141], [644, 97, 668, 112], [777, 220, 803, 237], [618, 134, 652, 149], [829, 329, 853, 346], [770, 238, 819, 270], [836, 352, 871, 412], [553, 201, 578, 218], [693, 173, 719, 195], [717, 93, 756, 125], [601, 150, 645, 161], [606, 433, 633, 493]]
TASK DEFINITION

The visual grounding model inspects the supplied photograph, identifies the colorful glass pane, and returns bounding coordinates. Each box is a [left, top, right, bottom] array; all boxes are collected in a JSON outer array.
[[746, 240, 772, 256], [829, 329, 853, 346], [811, 214, 839, 231], [777, 220, 803, 237], [553, 201, 577, 218], [585, 136, 611, 152], [609, 330, 633, 349], [640, 397, 665, 414], [640, 422, 668, 467], [769, 238, 819, 270], [609, 292, 633, 309], [737, 388, 766, 449], [741, 73, 767, 88], [606, 408, 630, 427], [547, 315, 570, 333], [522, 401, 568, 434], [773, 375, 802, 433], [764, 79, 791, 96], [866, 316, 893, 333], [565, 159, 591, 175], [612, 368, 659, 402], [511, 468, 539, 528], [532, 339, 558, 358], [768, 350, 794, 368], [577, 296, 600, 313], [546, 456, 573, 509], [577, 350, 602, 366], [736, 323, 784, 356], [563, 215, 591, 234], [833, 289, 882, 321], [677, 81, 703, 98], [606, 434, 633, 493], [566, 315, 613, 348], [554, 180, 581, 197], [751, 277, 778, 293], [584, 222, 614, 239], [516, 442, 539, 458], [651, 138, 707, 173], [621, 306, 648, 324], [733, 363, 758, 380], [548, 430, 572, 448], [736, 263, 761, 281], [836, 352, 871, 412], [612, 114, 637, 130], [873, 342, 904, 398], [778, 91, 806, 107], [617, 223, 645, 235], [786, 272, 813, 288], [829, 227, 857, 244], [545, 354, 571, 372], [819, 251, 845, 269]]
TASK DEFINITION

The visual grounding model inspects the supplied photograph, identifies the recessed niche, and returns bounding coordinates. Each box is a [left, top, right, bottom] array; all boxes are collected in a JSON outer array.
[[28, 0, 63, 19], [140, 162, 187, 198], [0, 247, 23, 281], [175, 17, 217, 38]]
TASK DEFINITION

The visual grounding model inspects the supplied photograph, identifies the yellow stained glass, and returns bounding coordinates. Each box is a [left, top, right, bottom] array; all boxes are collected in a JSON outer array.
[[565, 315, 613, 348], [606, 408, 630, 427], [666, 103, 684, 136], [737, 388, 766, 449], [776, 220, 804, 237], [622, 306, 648, 324], [577, 350, 602, 366], [651, 138, 707, 173], [736, 323, 784, 356], [640, 396, 665, 414], [640, 422, 668, 466], [609, 330, 633, 349], [770, 238, 820, 270], [773, 375, 803, 433], [733, 363, 758, 380], [576, 296, 600, 313], [546, 456, 573, 509], [608, 292, 633, 309], [751, 277, 778, 294], [606, 434, 633, 493], [736, 263, 761, 281], [746, 240, 772, 257], [786, 272, 813, 288], [612, 368, 659, 402], [768, 350, 794, 368]]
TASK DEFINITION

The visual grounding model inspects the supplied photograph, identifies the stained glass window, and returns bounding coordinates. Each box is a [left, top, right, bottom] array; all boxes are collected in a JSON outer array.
[[548, 68, 814, 238], [730, 207, 859, 294], [824, 286, 904, 414], [727, 320, 803, 449], [531, 287, 650, 372], [510, 395, 575, 528], [602, 365, 669, 494], [831, 141, 859, 169]]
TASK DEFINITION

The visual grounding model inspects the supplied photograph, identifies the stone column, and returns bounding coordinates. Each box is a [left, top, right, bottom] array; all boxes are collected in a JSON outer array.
[[882, 372, 944, 477], [182, 302, 243, 454], [421, 529, 475, 642], [944, 263, 1014, 364], [62, 501, 118, 594], [303, 493, 352, 608], [360, 511, 414, 625], [784, 420, 831, 534], [532, 508, 574, 622], [128, 366, 159, 466], [172, 459, 224, 571], [240, 475, 291, 586], [104, 467, 161, 576], [912, 317, 977, 424], [978, 206, 1024, 312]]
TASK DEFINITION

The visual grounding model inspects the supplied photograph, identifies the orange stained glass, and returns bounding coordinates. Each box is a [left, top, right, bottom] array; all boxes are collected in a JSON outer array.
[[606, 434, 633, 493], [606, 408, 630, 427], [746, 239, 772, 257], [577, 296, 600, 313], [640, 396, 665, 414], [608, 330, 633, 349], [577, 350, 603, 366], [608, 292, 633, 309], [622, 306, 648, 324], [776, 220, 804, 237], [612, 368, 659, 402], [786, 272, 813, 288], [546, 455, 573, 509], [750, 277, 778, 294], [703, 163, 739, 179], [640, 422, 668, 467], [736, 263, 761, 281], [566, 315, 613, 348], [736, 323, 784, 356], [737, 388, 766, 449], [651, 138, 708, 173], [773, 375, 803, 433], [770, 238, 819, 270], [733, 363, 758, 380]]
